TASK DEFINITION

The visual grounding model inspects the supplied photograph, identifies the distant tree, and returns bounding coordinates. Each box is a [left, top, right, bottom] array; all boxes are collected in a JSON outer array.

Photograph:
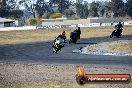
[[49, 12, 62, 19], [28, 18, 37, 25], [49, 0, 71, 13], [0, 0, 7, 7], [0, 0, 5, 10], [126, 0, 132, 17], [100, 8, 105, 16], [75, 0, 83, 18], [105, 1, 111, 11], [19, 0, 30, 10], [35, 0, 46, 17], [95, 1, 105, 17], [71, 15, 80, 20], [83, 1, 89, 18], [0, 0, 23, 19], [35, 0, 53, 17], [19, 0, 36, 18], [103, 1, 112, 18], [111, 0, 125, 17], [11, 10, 23, 19], [43, 11, 54, 19], [0, 0, 9, 17], [0, 0, 8, 17], [89, 1, 99, 17], [64, 9, 75, 18], [0, 9, 9, 17], [7, 0, 17, 10]]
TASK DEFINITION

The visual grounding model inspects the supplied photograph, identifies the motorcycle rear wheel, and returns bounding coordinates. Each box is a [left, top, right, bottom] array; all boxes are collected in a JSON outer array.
[[110, 34, 113, 38]]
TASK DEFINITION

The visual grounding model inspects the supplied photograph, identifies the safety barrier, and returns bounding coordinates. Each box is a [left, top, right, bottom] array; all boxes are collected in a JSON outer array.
[[0, 21, 132, 31], [0, 26, 36, 31], [37, 21, 132, 29]]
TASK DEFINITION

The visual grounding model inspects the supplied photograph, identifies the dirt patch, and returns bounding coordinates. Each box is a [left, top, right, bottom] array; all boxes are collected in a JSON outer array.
[[0, 63, 132, 88], [81, 40, 132, 56], [0, 63, 95, 88], [109, 41, 132, 53]]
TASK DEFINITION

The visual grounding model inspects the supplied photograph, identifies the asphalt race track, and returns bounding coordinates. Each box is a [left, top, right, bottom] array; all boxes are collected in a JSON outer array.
[[0, 35, 132, 66]]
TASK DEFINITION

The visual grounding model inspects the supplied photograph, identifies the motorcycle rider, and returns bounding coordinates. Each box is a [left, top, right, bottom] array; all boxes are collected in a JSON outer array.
[[70, 31, 77, 41], [61, 31, 66, 42], [74, 27, 81, 39], [62, 31, 65, 36], [115, 22, 123, 29], [53, 31, 64, 44], [53, 32, 65, 47], [115, 22, 123, 37]]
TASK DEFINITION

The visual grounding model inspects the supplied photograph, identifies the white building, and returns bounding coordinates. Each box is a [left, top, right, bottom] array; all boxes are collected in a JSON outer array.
[[41, 17, 123, 26], [14, 20, 25, 27], [0, 17, 15, 27], [41, 18, 67, 26], [87, 17, 123, 23]]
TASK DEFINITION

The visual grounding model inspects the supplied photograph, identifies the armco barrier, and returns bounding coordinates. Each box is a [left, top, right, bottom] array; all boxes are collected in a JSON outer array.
[[91, 23, 100, 27], [69, 25, 77, 28], [0, 26, 36, 31], [0, 21, 132, 31], [124, 21, 132, 25], [36, 25, 74, 29], [101, 23, 111, 26], [36, 21, 132, 29]]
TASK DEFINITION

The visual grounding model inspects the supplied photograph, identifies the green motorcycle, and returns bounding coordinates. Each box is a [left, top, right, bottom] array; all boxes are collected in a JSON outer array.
[[53, 38, 64, 53]]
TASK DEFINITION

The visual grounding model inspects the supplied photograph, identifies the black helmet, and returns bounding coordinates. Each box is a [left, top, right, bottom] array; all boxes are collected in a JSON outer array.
[[119, 22, 121, 24]]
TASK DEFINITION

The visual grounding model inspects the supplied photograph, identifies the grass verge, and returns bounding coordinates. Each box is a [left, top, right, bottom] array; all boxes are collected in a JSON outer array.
[[109, 41, 132, 53], [0, 26, 132, 45]]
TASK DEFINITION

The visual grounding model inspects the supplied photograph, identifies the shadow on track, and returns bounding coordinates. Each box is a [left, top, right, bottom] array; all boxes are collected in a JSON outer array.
[[76, 43, 97, 44]]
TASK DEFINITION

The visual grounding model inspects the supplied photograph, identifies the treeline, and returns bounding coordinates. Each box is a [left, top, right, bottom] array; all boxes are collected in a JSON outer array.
[[0, 0, 132, 20], [0, 0, 23, 19]]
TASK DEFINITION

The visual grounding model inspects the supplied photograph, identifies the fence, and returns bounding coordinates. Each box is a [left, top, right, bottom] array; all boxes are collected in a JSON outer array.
[[0, 21, 132, 31], [36, 21, 132, 29], [0, 26, 36, 31]]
